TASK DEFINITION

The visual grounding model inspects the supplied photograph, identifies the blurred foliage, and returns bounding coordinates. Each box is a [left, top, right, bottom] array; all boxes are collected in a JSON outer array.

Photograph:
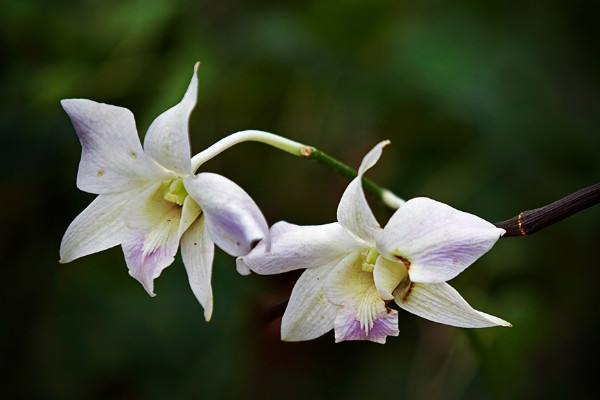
[[2, 0, 599, 399]]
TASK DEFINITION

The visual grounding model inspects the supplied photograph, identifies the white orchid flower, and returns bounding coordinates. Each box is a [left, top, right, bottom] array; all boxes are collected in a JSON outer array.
[[59, 63, 269, 321], [238, 141, 510, 343]]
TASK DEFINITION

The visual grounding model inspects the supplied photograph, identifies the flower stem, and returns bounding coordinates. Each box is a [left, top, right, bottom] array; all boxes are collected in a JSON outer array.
[[191, 130, 405, 209], [494, 182, 600, 237]]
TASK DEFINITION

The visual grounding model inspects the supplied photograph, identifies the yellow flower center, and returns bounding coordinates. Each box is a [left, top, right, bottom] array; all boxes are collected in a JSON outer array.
[[163, 178, 188, 206], [361, 247, 380, 272]]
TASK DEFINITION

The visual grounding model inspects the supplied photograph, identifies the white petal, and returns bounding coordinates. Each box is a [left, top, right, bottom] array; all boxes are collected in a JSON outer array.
[[184, 173, 269, 257], [336, 141, 389, 243], [357, 140, 390, 176], [324, 252, 376, 308], [236, 257, 252, 276], [324, 252, 399, 343], [281, 265, 338, 342], [237, 221, 366, 275], [143, 63, 199, 176], [394, 281, 511, 328], [373, 256, 407, 301], [377, 197, 505, 283], [178, 196, 202, 238], [59, 189, 143, 263], [337, 179, 381, 243], [61, 99, 168, 194], [181, 214, 215, 322], [121, 182, 183, 295]]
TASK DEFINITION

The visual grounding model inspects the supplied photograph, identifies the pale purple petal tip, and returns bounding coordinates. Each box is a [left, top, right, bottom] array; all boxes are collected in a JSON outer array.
[[122, 239, 176, 296], [378, 197, 504, 283], [334, 307, 399, 344], [184, 173, 269, 257]]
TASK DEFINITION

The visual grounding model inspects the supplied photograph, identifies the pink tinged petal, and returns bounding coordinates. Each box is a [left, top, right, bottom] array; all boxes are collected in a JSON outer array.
[[143, 63, 199, 176], [377, 197, 505, 283], [61, 99, 168, 195], [181, 214, 215, 322], [237, 221, 367, 275], [121, 182, 183, 296], [337, 141, 390, 243], [183, 173, 269, 257], [373, 256, 407, 301], [281, 265, 338, 342], [395, 281, 511, 328], [122, 240, 177, 297], [59, 189, 144, 263], [334, 307, 399, 344], [324, 252, 399, 343]]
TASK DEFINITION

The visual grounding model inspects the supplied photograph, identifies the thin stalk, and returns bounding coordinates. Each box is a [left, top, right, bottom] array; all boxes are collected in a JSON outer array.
[[191, 130, 405, 208]]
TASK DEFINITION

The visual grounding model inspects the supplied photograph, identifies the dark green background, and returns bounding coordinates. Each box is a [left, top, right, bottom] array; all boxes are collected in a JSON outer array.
[[3, 0, 599, 398]]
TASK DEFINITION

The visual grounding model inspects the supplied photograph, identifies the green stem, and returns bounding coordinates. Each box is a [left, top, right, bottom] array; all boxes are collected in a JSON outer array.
[[191, 130, 404, 209], [301, 145, 404, 209]]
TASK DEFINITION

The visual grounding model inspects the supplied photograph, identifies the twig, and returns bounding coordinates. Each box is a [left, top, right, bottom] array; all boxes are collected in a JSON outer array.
[[494, 183, 600, 237]]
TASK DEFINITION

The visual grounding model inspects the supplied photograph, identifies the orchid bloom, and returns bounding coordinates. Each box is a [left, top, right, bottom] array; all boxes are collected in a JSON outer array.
[[59, 63, 269, 321], [238, 141, 510, 343]]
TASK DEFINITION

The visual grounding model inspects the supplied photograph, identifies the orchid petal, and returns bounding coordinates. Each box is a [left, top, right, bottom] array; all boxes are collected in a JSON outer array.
[[59, 189, 144, 263], [324, 252, 399, 343], [237, 221, 367, 275], [337, 141, 389, 243], [143, 63, 199, 176], [181, 214, 215, 321], [178, 195, 202, 238], [373, 256, 407, 301], [358, 140, 391, 176], [235, 256, 252, 276], [281, 265, 338, 341], [377, 197, 505, 283], [61, 99, 168, 194], [334, 307, 398, 344], [183, 173, 269, 257], [121, 182, 183, 295], [337, 179, 382, 244], [395, 281, 511, 328]]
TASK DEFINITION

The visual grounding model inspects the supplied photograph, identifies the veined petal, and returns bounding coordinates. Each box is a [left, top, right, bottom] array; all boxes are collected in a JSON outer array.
[[183, 173, 269, 257], [324, 252, 399, 343], [61, 99, 168, 194], [394, 281, 511, 328], [373, 256, 407, 301], [121, 182, 183, 295], [281, 265, 338, 342], [59, 189, 144, 263], [377, 197, 505, 283], [237, 221, 367, 275], [143, 63, 199, 176], [337, 141, 389, 243], [334, 307, 398, 344], [181, 214, 215, 322]]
